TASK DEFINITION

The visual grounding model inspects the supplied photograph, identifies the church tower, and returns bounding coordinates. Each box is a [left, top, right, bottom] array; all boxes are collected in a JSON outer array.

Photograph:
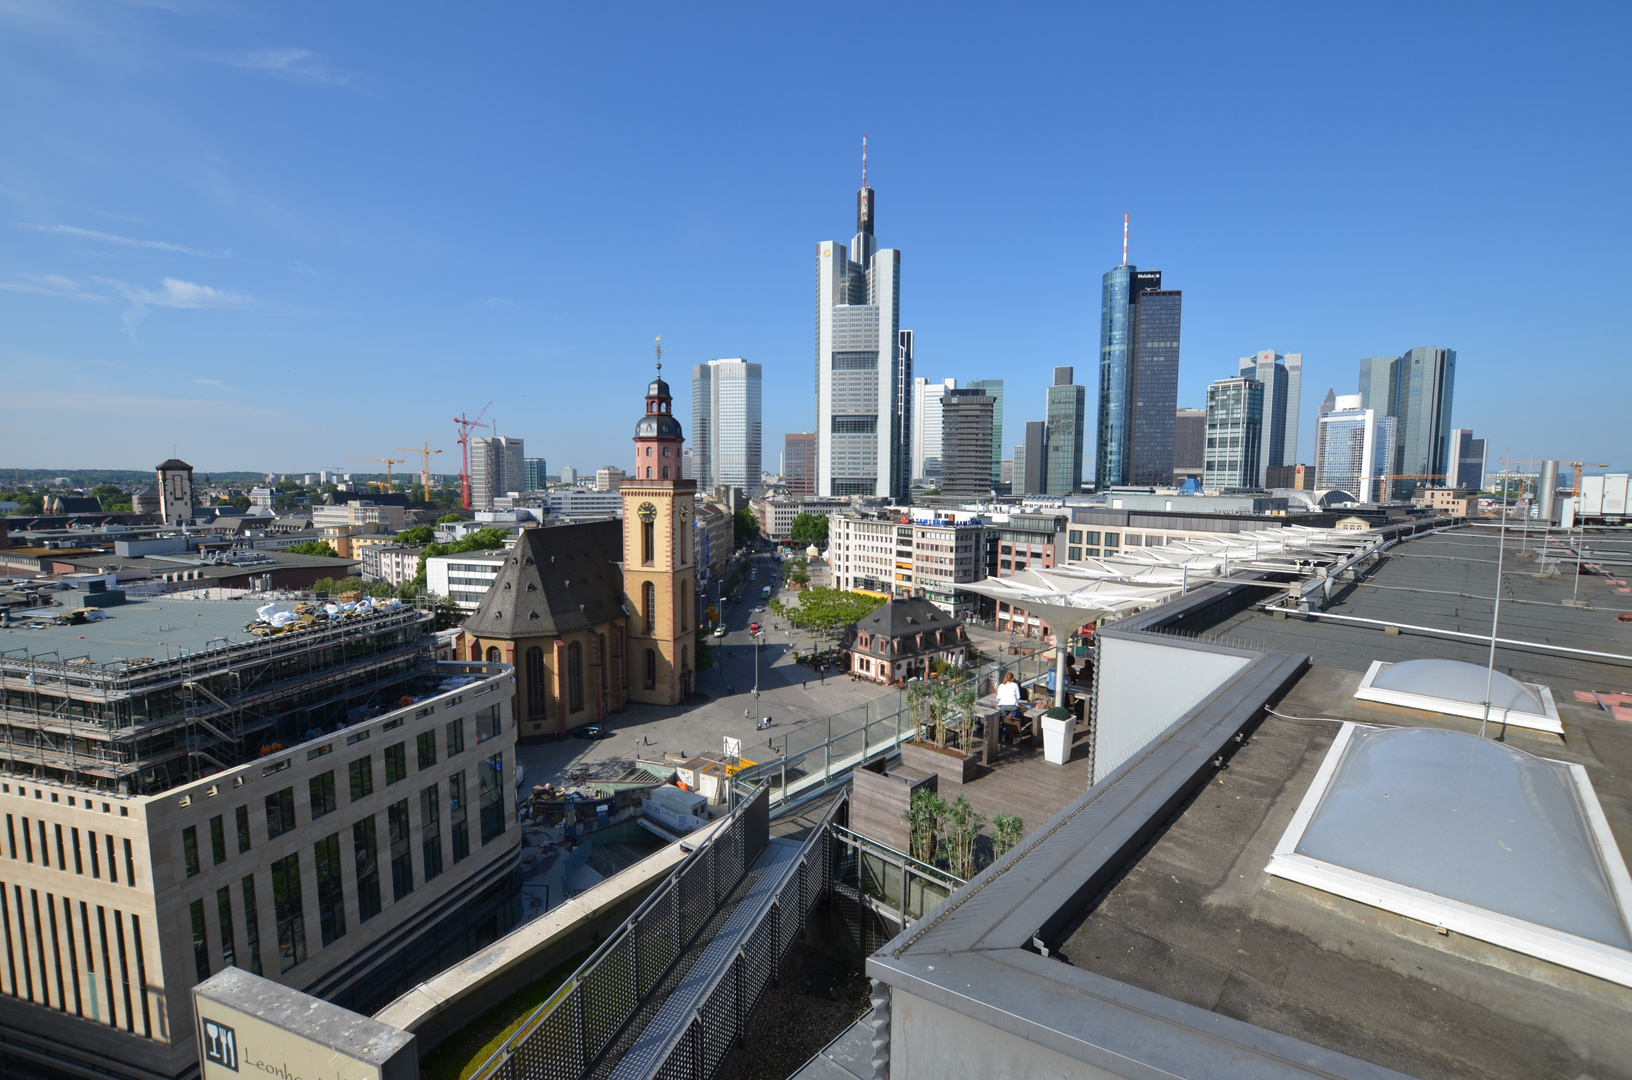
[[623, 350, 698, 705]]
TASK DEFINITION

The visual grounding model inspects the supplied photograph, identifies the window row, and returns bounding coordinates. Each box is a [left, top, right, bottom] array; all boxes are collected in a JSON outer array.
[[0, 882, 153, 1037], [5, 815, 137, 887]]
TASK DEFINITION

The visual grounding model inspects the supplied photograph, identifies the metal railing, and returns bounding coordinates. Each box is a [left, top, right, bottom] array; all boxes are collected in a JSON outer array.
[[472, 783, 837, 1080], [830, 823, 964, 930], [730, 645, 1063, 807]]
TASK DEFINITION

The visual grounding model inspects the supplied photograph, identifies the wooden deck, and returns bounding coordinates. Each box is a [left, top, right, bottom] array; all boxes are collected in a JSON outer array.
[[946, 722, 1095, 844]]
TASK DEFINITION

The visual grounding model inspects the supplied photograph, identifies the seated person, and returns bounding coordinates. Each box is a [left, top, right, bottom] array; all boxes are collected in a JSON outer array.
[[995, 672, 1023, 720]]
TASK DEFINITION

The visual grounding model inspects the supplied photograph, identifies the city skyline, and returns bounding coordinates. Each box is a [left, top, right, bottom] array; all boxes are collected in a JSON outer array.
[[1, 6, 1627, 476]]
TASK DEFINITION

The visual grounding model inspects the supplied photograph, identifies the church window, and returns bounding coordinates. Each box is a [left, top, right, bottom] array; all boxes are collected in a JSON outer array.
[[662, 466, 669, 479], [643, 582, 656, 634], [525, 647, 547, 717], [646, 446, 652, 456], [646, 467, 652, 478], [641, 521, 654, 565], [566, 643, 584, 713], [485, 647, 501, 663], [643, 649, 656, 689], [662, 447, 670, 457]]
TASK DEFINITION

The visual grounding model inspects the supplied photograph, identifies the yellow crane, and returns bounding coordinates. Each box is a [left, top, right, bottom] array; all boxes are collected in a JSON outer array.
[[346, 457, 406, 494], [1568, 461, 1609, 496], [397, 443, 445, 504]]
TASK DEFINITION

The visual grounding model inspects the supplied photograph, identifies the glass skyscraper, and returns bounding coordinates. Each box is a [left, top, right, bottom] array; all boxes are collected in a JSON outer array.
[[814, 157, 909, 499], [1237, 351, 1303, 485], [1046, 366, 1086, 495], [1315, 395, 1397, 502], [1352, 347, 1455, 498], [691, 358, 762, 492], [1098, 264, 1182, 487], [966, 378, 1005, 485], [1203, 377, 1264, 491]]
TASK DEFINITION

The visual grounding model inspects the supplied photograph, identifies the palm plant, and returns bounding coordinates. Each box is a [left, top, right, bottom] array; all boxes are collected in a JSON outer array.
[[904, 787, 947, 864], [990, 813, 1024, 862], [937, 794, 986, 880]]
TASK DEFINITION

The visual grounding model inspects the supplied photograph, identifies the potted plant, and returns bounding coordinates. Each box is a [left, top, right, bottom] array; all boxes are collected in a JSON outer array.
[[900, 678, 980, 784], [1040, 705, 1075, 765]]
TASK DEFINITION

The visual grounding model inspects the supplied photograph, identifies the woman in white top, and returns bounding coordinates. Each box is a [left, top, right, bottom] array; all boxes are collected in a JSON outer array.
[[995, 672, 1022, 718]]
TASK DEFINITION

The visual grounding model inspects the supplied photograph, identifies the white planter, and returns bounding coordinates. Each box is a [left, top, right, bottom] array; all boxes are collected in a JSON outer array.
[[1041, 714, 1076, 765]]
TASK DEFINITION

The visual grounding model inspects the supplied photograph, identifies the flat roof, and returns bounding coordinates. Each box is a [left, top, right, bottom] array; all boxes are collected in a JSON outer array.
[[1057, 669, 1632, 1078], [1199, 528, 1632, 698], [1, 597, 408, 668]]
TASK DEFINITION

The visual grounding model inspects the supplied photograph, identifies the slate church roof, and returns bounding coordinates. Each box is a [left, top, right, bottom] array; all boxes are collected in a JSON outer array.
[[461, 520, 626, 640]]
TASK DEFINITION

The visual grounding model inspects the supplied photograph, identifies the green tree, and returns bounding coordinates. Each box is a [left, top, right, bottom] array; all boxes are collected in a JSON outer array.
[[228, 495, 252, 510], [396, 525, 436, 546], [733, 507, 760, 547], [404, 527, 510, 595], [937, 795, 986, 881], [990, 814, 1025, 861], [778, 586, 884, 636], [788, 512, 829, 547], [286, 540, 342, 558], [437, 512, 467, 524], [904, 788, 948, 865]]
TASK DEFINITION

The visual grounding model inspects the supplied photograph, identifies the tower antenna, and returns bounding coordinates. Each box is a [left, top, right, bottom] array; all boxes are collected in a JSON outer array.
[[862, 132, 868, 189], [654, 335, 663, 374], [1122, 213, 1129, 266]]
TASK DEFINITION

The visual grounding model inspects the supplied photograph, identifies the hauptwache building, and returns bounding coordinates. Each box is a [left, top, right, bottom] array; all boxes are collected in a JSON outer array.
[[458, 366, 702, 738]]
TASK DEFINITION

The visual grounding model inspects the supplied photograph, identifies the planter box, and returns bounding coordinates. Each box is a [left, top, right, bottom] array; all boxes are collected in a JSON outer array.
[[899, 738, 979, 785], [1041, 714, 1076, 765], [851, 762, 937, 851]]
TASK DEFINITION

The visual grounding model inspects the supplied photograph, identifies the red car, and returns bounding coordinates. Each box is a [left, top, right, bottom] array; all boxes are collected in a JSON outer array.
[[748, 622, 761, 634]]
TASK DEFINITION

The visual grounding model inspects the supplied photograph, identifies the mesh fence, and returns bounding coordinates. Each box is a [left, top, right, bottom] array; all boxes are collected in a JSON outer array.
[[473, 787, 841, 1080]]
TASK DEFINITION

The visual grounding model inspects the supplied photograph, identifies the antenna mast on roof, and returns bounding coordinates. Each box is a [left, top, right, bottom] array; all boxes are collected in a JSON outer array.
[[1122, 213, 1129, 266], [862, 132, 868, 189]]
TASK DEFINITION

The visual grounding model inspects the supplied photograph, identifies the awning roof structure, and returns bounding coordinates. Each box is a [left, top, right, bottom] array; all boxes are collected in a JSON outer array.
[[1016, 526, 1382, 591], [961, 571, 1183, 635]]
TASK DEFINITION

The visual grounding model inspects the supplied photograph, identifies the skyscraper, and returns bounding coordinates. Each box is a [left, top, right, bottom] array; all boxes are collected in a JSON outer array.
[[815, 141, 908, 499], [1357, 357, 1397, 416], [1020, 420, 1049, 496], [691, 357, 763, 492], [1173, 407, 1206, 481], [784, 433, 816, 497], [1392, 347, 1456, 498], [1098, 242, 1183, 487], [1237, 351, 1303, 484], [1045, 367, 1087, 494], [1315, 396, 1397, 502], [966, 378, 1005, 486], [911, 377, 956, 481], [1448, 429, 1486, 491], [939, 389, 995, 499], [523, 457, 545, 491], [470, 435, 524, 509], [1203, 377, 1264, 491]]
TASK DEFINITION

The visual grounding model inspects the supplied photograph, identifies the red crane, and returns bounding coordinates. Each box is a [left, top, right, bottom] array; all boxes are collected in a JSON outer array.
[[453, 402, 492, 510]]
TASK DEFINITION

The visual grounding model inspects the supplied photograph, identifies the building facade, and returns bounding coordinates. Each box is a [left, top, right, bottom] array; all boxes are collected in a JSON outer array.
[[783, 433, 816, 498], [1448, 428, 1486, 491], [523, 457, 545, 492], [1173, 407, 1206, 481], [469, 437, 525, 511], [1098, 264, 1182, 487], [1045, 368, 1086, 495], [1392, 346, 1456, 498], [156, 459, 193, 526], [965, 379, 1005, 486], [1017, 420, 1048, 496], [828, 512, 989, 615], [691, 358, 763, 493], [910, 377, 955, 482], [427, 551, 509, 610], [1203, 377, 1266, 491], [1315, 395, 1398, 501], [991, 512, 1066, 637], [1237, 351, 1303, 486], [814, 160, 908, 500], [938, 389, 995, 499]]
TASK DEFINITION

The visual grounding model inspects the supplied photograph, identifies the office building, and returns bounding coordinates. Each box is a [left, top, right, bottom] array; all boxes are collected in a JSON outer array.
[[1315, 395, 1397, 501], [966, 378, 1005, 485], [911, 377, 956, 481], [1357, 357, 1397, 416], [814, 150, 908, 500], [1098, 260, 1183, 487], [559, 466, 577, 485], [156, 458, 193, 525], [1045, 367, 1087, 495], [783, 433, 816, 498], [1238, 351, 1303, 485], [690, 358, 762, 493], [938, 389, 996, 499], [827, 511, 989, 615], [523, 457, 545, 492], [0, 599, 518, 1080], [595, 467, 625, 492], [1448, 428, 1486, 491], [428, 549, 510, 609], [469, 436, 524, 510], [1018, 420, 1049, 496], [1266, 463, 1314, 490], [1203, 377, 1265, 491], [1393, 347, 1456, 498], [1173, 407, 1206, 481]]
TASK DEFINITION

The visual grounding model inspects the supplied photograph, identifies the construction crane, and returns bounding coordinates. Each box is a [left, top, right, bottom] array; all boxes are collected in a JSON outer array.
[[453, 403, 493, 510], [346, 457, 405, 494], [397, 443, 445, 504], [1568, 461, 1609, 496]]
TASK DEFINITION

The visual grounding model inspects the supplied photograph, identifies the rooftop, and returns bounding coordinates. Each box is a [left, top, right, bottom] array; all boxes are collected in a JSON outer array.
[[3, 596, 287, 666]]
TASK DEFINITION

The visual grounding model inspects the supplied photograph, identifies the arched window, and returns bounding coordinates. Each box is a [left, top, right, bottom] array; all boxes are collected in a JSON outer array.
[[662, 466, 670, 479], [662, 447, 670, 458], [643, 581, 656, 633], [486, 646, 501, 662], [646, 446, 653, 456], [525, 646, 547, 717], [643, 648, 656, 689], [566, 642, 584, 713], [641, 521, 654, 565]]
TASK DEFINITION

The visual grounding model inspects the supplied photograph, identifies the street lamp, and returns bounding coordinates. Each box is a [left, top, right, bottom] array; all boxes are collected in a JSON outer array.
[[752, 627, 762, 700]]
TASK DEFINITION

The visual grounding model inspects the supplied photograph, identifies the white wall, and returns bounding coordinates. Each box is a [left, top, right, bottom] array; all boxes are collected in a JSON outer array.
[[1093, 635, 1252, 784]]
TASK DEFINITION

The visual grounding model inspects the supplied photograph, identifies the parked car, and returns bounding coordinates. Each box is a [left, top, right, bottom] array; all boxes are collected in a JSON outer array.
[[712, 625, 727, 637], [570, 724, 612, 740]]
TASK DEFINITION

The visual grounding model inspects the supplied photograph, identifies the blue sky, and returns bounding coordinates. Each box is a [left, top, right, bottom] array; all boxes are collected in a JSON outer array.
[[2, 2, 1628, 478]]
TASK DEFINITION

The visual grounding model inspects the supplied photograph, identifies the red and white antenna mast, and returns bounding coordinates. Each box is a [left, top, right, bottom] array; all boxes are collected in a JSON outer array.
[[862, 132, 868, 188], [1122, 213, 1129, 266]]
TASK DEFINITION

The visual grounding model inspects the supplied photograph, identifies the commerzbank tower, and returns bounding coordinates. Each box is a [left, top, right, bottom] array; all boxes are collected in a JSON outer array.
[[814, 137, 911, 500]]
